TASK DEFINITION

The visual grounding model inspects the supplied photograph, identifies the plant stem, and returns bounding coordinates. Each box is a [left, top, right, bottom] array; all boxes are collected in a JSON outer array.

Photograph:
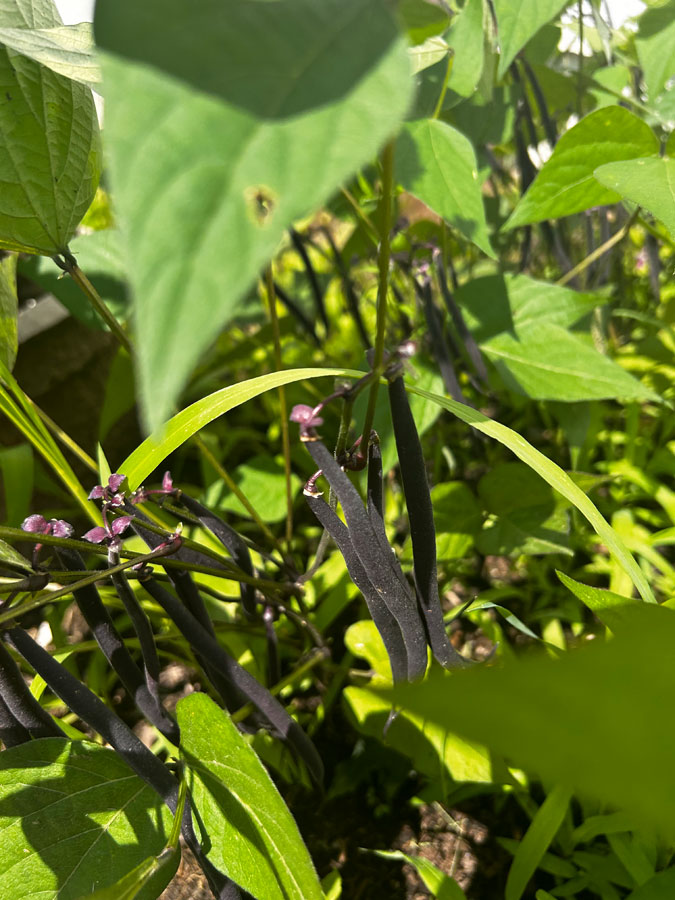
[[432, 52, 453, 120], [557, 212, 636, 287], [28, 398, 98, 473], [340, 187, 379, 246], [358, 140, 395, 459], [265, 267, 294, 549], [59, 253, 132, 354]]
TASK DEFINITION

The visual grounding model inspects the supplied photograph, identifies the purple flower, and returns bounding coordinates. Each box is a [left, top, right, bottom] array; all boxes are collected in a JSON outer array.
[[82, 526, 108, 544], [130, 470, 176, 505], [83, 514, 133, 552], [21, 515, 73, 538], [290, 404, 323, 428], [88, 473, 127, 508]]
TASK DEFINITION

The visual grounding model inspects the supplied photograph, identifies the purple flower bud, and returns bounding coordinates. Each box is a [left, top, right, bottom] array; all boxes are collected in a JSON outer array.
[[111, 515, 133, 536], [162, 471, 174, 492], [21, 514, 49, 534], [82, 526, 108, 544], [290, 404, 323, 428], [88, 485, 106, 500], [50, 519, 74, 538], [108, 473, 126, 492]]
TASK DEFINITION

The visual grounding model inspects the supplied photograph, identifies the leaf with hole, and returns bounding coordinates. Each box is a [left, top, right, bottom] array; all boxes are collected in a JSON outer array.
[[94, 0, 413, 430]]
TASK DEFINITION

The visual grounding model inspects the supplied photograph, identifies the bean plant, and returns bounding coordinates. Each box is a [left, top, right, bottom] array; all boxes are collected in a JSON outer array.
[[0, 0, 674, 898]]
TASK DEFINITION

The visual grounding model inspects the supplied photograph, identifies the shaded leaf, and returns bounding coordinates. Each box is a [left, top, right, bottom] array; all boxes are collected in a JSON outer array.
[[395, 118, 495, 257], [177, 692, 322, 900], [94, 0, 413, 430], [375, 850, 467, 899], [404, 382, 655, 603], [0, 738, 171, 900], [556, 571, 638, 634], [446, 0, 485, 97], [627, 868, 675, 899], [0, 1, 101, 254], [119, 366, 362, 491], [635, 1, 675, 102], [0, 536, 33, 572], [210, 454, 301, 524], [79, 847, 180, 900], [594, 158, 675, 240], [504, 107, 659, 229], [0, 22, 99, 86]]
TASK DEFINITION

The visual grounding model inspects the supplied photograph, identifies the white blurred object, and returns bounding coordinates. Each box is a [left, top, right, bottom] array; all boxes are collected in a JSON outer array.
[[55, 0, 94, 25]]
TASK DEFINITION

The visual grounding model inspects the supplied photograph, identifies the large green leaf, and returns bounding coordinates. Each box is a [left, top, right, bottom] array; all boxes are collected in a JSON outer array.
[[457, 273, 605, 342], [119, 367, 362, 491], [209, 454, 301, 524], [0, 738, 171, 900], [0, 0, 101, 255], [446, 0, 485, 97], [0, 22, 99, 86], [635, 1, 675, 102], [405, 382, 655, 603], [494, 0, 568, 79], [0, 251, 17, 369], [483, 322, 660, 402], [94, 0, 413, 431], [177, 692, 322, 900], [504, 107, 659, 229], [456, 274, 655, 402], [594, 158, 675, 240], [395, 118, 495, 257], [387, 604, 675, 837], [557, 571, 638, 634]]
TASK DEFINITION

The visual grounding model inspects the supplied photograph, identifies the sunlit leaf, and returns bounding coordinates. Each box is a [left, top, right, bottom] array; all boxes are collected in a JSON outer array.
[[0, 252, 18, 370], [594, 157, 675, 240], [0, 22, 99, 86], [494, 0, 568, 79]]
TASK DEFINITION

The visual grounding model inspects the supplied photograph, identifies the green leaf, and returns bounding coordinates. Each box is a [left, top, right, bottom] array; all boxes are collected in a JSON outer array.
[[79, 848, 180, 900], [457, 273, 606, 343], [494, 0, 568, 79], [483, 322, 659, 402], [94, 0, 413, 431], [408, 36, 449, 76], [375, 850, 467, 899], [0, 251, 18, 369], [506, 785, 572, 900], [0, 738, 171, 900], [0, 443, 33, 526], [177, 692, 322, 900], [556, 571, 638, 633], [477, 463, 571, 557], [407, 481, 481, 562], [20, 229, 128, 329], [0, 22, 99, 86], [399, 0, 451, 44], [404, 382, 655, 603], [594, 158, 675, 240], [0, 536, 33, 572], [626, 868, 675, 899], [119, 367, 362, 491], [387, 604, 675, 837], [0, 1, 101, 254], [395, 118, 495, 257], [635, 1, 675, 102], [446, 0, 485, 97], [211, 454, 301, 524], [504, 107, 659, 229]]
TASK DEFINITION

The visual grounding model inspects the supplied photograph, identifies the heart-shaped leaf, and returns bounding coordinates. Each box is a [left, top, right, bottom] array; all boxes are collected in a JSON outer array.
[[94, 0, 413, 430], [0, 0, 101, 254]]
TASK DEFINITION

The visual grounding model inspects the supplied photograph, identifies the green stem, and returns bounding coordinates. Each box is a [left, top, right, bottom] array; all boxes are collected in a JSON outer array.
[[265, 267, 294, 549], [432, 51, 454, 120], [556, 211, 636, 287], [60, 253, 133, 354], [358, 140, 395, 459], [28, 398, 98, 473]]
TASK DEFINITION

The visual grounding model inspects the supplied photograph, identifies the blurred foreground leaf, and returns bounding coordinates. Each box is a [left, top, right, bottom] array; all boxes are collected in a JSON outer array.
[[386, 604, 675, 836]]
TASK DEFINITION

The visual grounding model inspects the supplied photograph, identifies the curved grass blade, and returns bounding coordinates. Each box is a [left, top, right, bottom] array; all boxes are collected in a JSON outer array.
[[120, 367, 363, 490], [407, 382, 655, 604]]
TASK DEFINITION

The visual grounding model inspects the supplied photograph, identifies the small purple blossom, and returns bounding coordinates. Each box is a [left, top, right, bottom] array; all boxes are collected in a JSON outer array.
[[88, 473, 127, 508], [290, 404, 324, 428], [83, 514, 133, 552], [21, 515, 73, 538], [131, 470, 176, 505], [82, 526, 108, 544]]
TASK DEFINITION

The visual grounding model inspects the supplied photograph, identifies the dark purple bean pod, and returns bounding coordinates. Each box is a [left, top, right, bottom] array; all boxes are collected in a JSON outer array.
[[56, 548, 179, 743], [139, 575, 324, 789], [416, 276, 466, 404], [305, 493, 408, 684], [0, 638, 63, 739], [5, 626, 180, 806], [305, 440, 428, 681], [289, 227, 328, 330], [0, 693, 30, 747], [434, 253, 489, 388], [387, 375, 470, 670], [175, 493, 256, 620]]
